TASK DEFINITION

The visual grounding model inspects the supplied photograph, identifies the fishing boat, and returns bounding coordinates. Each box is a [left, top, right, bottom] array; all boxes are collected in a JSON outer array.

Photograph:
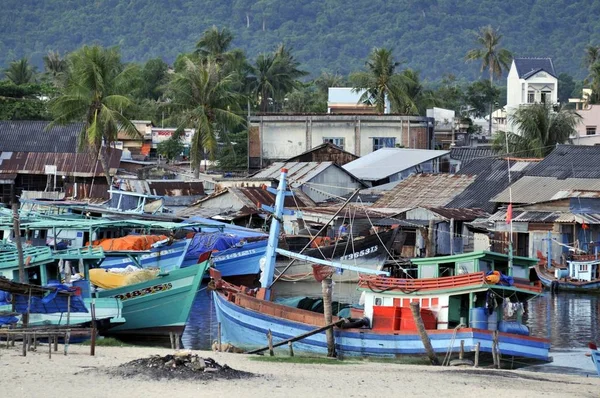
[[534, 249, 600, 292], [212, 168, 551, 362], [0, 245, 124, 330], [275, 228, 398, 283], [91, 251, 210, 338]]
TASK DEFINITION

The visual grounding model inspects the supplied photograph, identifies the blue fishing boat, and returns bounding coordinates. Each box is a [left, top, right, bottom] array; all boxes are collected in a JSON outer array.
[[212, 168, 551, 362], [534, 254, 600, 293]]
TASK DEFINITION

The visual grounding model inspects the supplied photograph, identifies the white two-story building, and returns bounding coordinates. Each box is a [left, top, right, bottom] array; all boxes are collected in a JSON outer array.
[[506, 58, 558, 134]]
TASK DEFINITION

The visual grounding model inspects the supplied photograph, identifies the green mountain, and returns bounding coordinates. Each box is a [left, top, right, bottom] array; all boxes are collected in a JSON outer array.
[[2, 0, 597, 80]]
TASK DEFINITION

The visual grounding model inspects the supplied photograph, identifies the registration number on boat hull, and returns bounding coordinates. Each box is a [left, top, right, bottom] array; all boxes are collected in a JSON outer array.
[[115, 283, 173, 301], [339, 246, 378, 261]]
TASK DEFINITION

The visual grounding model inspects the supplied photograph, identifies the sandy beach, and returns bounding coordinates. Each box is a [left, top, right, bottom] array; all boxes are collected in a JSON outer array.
[[1, 344, 600, 398]]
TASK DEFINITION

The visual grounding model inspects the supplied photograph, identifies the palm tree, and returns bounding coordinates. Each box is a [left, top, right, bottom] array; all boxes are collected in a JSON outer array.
[[465, 26, 512, 83], [166, 57, 244, 177], [195, 26, 235, 64], [48, 45, 140, 186], [465, 25, 512, 134], [349, 47, 416, 114], [43, 51, 67, 80], [493, 103, 580, 157], [584, 45, 600, 71], [248, 45, 307, 112], [4, 58, 36, 85]]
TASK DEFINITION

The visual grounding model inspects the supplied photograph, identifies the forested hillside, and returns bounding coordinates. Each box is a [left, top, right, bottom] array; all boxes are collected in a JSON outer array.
[[1, 0, 598, 80]]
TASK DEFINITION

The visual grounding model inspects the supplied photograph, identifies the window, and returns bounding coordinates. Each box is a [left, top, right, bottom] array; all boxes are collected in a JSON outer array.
[[541, 91, 551, 104], [587, 126, 597, 136], [372, 137, 396, 151], [323, 137, 344, 149], [580, 264, 588, 272], [527, 91, 535, 104]]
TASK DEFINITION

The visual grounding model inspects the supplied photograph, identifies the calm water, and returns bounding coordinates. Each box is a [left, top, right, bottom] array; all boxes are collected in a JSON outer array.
[[182, 282, 600, 353]]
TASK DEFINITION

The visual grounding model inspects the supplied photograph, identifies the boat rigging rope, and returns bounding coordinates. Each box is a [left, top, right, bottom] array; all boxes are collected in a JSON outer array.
[[442, 323, 466, 366]]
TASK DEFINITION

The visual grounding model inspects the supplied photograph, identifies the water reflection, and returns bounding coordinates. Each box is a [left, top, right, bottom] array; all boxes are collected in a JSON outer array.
[[525, 292, 600, 349], [182, 282, 600, 352]]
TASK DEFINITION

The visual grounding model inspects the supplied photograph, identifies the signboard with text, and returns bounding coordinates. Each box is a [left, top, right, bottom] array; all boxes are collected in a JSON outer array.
[[151, 128, 194, 146]]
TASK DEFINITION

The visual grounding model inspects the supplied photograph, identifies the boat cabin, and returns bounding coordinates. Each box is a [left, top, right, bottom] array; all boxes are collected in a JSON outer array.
[[567, 259, 599, 282], [358, 251, 540, 332]]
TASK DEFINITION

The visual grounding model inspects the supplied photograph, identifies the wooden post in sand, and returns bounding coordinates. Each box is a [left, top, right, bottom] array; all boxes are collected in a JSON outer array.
[[217, 322, 222, 352], [267, 330, 274, 356], [321, 277, 336, 357], [410, 302, 440, 365], [459, 340, 464, 360], [288, 341, 294, 357], [90, 301, 97, 356], [474, 342, 480, 367]]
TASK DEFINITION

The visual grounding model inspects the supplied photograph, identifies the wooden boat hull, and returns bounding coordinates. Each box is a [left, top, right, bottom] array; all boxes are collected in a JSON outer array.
[[276, 229, 398, 283], [96, 261, 208, 337], [213, 291, 550, 361], [535, 264, 600, 292]]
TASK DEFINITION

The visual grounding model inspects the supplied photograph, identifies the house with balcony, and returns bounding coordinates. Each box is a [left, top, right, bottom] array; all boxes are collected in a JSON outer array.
[[506, 58, 558, 134]]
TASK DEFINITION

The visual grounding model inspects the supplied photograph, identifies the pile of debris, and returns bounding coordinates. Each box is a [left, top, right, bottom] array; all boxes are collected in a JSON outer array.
[[106, 351, 254, 381]]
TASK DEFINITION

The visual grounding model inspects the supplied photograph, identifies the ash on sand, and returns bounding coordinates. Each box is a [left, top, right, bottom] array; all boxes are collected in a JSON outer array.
[[102, 351, 254, 381]]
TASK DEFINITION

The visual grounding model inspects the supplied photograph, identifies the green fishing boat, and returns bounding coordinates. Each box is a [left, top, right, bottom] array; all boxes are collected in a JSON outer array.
[[93, 255, 210, 337]]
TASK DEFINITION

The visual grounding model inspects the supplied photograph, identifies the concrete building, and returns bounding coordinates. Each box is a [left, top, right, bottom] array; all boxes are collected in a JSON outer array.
[[506, 58, 558, 134], [248, 114, 434, 172]]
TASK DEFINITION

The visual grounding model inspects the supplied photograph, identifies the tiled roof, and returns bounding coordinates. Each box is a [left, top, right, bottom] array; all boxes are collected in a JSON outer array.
[[447, 159, 536, 212], [513, 58, 556, 79], [0, 121, 83, 153], [449, 147, 498, 164], [373, 174, 476, 208], [525, 145, 600, 179], [492, 176, 600, 204], [343, 148, 449, 181]]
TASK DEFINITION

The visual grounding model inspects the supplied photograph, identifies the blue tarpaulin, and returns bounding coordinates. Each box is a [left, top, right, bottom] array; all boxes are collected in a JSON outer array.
[[185, 233, 247, 262], [13, 285, 88, 314]]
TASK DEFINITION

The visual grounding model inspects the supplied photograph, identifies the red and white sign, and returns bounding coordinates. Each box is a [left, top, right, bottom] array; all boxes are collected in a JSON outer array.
[[151, 128, 194, 145]]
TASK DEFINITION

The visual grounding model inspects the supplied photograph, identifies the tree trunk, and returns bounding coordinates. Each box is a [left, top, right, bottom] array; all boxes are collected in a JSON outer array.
[[98, 149, 113, 187], [12, 200, 25, 283], [321, 277, 336, 357]]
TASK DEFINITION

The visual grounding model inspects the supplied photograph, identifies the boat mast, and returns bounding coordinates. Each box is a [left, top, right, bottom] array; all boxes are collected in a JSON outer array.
[[259, 168, 292, 299], [505, 134, 513, 274]]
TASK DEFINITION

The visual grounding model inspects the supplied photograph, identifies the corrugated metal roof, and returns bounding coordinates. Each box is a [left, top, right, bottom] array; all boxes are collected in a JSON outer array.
[[525, 145, 600, 179], [449, 147, 498, 163], [0, 149, 121, 177], [374, 174, 476, 208], [489, 209, 600, 224], [234, 187, 314, 208], [251, 162, 334, 184], [492, 176, 600, 204], [297, 206, 397, 219], [0, 121, 84, 153], [447, 159, 536, 213], [426, 207, 489, 221], [148, 181, 205, 196], [342, 148, 449, 181]]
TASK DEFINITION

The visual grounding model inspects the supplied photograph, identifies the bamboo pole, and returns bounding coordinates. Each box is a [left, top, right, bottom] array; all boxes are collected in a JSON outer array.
[[409, 302, 440, 365], [321, 277, 336, 357], [90, 301, 97, 356], [246, 319, 345, 354]]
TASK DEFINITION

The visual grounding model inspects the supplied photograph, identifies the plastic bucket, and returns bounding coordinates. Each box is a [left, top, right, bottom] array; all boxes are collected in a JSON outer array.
[[487, 313, 498, 331], [469, 307, 488, 330]]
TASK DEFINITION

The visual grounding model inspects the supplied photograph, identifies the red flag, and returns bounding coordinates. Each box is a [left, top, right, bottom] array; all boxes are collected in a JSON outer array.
[[506, 203, 513, 225], [582, 220, 589, 230]]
